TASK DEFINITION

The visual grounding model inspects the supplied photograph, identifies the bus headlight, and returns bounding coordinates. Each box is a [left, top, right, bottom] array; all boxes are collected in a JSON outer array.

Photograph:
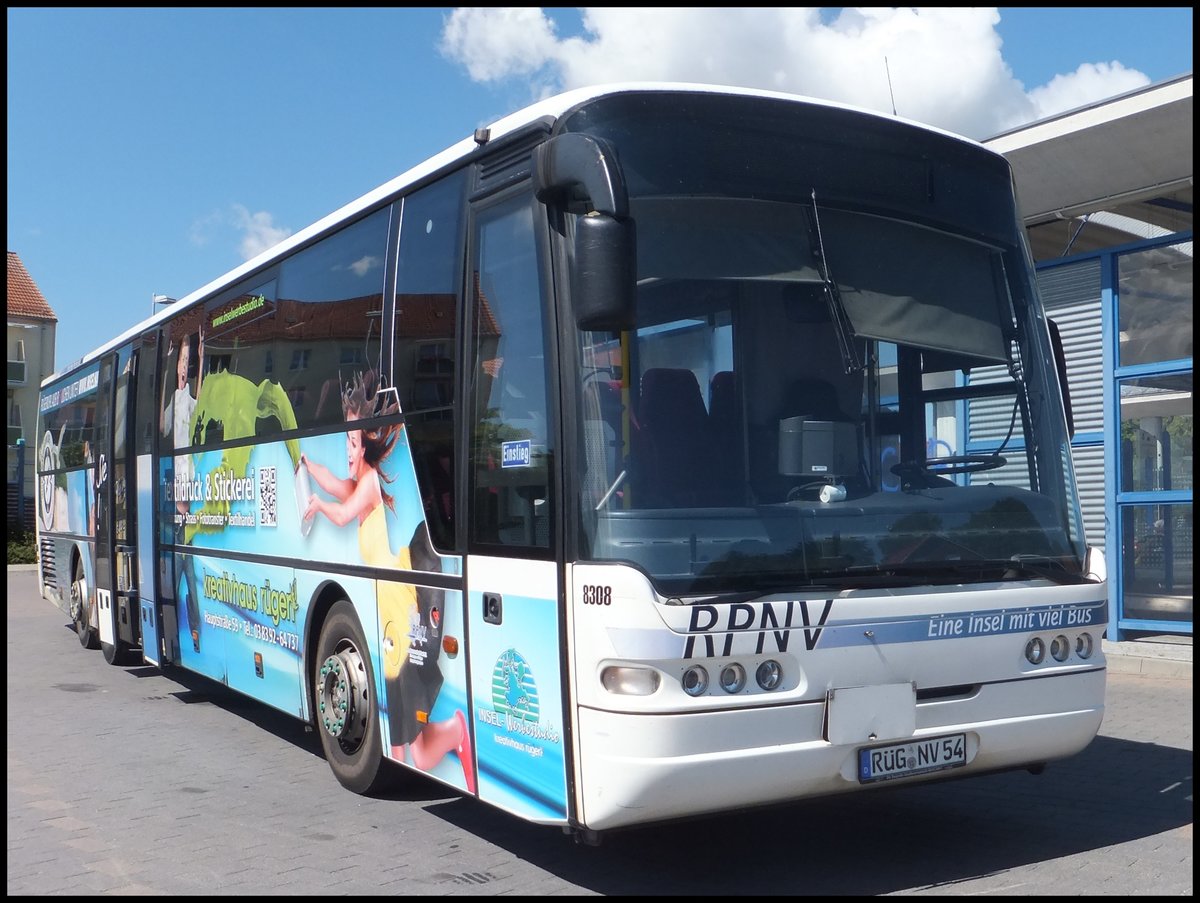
[[756, 659, 783, 691], [1076, 633, 1094, 659], [682, 665, 709, 697], [600, 666, 661, 696], [1050, 635, 1071, 662], [719, 663, 746, 694], [1024, 637, 1046, 665]]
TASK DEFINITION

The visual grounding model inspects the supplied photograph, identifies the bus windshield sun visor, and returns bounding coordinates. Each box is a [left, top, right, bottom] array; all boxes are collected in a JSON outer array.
[[816, 206, 1012, 365], [630, 196, 1012, 368]]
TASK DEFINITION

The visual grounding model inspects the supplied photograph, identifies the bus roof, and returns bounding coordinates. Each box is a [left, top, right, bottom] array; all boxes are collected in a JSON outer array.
[[44, 81, 988, 387]]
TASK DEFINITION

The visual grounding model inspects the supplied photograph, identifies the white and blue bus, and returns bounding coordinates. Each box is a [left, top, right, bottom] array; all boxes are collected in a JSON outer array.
[[36, 83, 1106, 843]]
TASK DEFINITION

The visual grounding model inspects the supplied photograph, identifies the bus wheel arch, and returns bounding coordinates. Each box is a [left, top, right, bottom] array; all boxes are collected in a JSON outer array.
[[101, 630, 137, 666], [311, 595, 392, 795], [70, 549, 99, 650]]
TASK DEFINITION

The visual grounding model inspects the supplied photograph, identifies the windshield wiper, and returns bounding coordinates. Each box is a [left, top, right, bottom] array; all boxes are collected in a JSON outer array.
[[998, 555, 1091, 585], [837, 562, 993, 587], [809, 190, 862, 374], [841, 556, 1088, 587]]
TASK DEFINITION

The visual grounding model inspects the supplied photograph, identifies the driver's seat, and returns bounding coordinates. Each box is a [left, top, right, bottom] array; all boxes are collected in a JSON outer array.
[[634, 368, 718, 507]]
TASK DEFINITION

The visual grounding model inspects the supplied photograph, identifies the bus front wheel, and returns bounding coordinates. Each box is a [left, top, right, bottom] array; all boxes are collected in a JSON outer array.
[[313, 600, 391, 795], [70, 558, 99, 650]]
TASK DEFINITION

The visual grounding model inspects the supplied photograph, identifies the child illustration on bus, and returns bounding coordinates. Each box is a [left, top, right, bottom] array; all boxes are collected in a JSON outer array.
[[300, 369, 474, 793]]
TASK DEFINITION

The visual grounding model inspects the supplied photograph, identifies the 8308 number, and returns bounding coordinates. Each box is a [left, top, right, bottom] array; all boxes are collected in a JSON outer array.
[[581, 585, 612, 605]]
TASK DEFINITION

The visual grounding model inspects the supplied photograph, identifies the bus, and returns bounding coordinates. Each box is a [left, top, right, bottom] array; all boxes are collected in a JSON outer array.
[[36, 82, 1107, 844]]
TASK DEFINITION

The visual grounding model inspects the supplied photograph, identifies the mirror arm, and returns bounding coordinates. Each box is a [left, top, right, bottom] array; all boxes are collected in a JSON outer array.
[[533, 133, 629, 218]]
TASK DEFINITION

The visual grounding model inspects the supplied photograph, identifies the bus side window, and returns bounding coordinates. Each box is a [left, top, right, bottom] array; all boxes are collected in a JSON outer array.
[[135, 334, 158, 455], [468, 191, 553, 551], [393, 171, 466, 552]]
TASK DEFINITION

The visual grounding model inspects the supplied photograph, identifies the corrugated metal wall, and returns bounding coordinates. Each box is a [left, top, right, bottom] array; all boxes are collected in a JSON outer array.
[[1038, 261, 1104, 435], [964, 259, 1105, 548], [1039, 260, 1105, 550]]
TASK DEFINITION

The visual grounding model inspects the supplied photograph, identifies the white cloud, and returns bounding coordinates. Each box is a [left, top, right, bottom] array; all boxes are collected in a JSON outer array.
[[1027, 61, 1151, 123], [439, 7, 1152, 139], [231, 204, 292, 261], [439, 7, 560, 82], [188, 206, 292, 261], [347, 254, 381, 278], [188, 209, 224, 247]]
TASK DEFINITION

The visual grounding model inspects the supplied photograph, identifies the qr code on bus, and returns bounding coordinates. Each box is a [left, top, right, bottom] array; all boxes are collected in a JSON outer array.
[[258, 466, 277, 527]]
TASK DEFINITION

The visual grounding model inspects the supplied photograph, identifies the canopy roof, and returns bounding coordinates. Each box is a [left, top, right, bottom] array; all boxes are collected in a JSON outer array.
[[985, 74, 1193, 261]]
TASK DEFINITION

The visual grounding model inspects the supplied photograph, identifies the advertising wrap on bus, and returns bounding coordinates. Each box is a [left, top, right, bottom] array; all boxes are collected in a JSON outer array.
[[37, 362, 102, 536], [164, 410, 480, 785], [163, 422, 569, 819], [35, 84, 1108, 844]]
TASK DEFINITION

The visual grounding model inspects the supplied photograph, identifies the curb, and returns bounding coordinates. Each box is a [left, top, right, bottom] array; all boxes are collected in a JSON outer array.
[[1103, 638, 1193, 680], [1104, 654, 1192, 680]]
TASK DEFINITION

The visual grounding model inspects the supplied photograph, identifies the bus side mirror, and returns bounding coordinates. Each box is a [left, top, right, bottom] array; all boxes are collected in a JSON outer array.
[[574, 213, 636, 331], [534, 133, 637, 332], [1047, 318, 1074, 437]]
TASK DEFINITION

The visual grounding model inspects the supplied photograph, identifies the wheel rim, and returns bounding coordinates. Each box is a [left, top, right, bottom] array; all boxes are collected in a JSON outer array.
[[317, 640, 370, 753], [70, 569, 89, 638]]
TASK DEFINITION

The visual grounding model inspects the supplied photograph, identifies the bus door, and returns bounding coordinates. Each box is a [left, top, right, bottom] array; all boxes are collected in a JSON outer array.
[[131, 336, 162, 665], [93, 349, 139, 665], [462, 185, 571, 824]]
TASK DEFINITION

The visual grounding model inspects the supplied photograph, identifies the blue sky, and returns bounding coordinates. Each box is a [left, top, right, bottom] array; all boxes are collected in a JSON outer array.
[[7, 7, 1193, 373]]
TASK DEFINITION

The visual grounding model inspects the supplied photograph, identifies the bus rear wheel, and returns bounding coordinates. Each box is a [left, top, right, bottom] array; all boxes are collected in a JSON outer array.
[[313, 600, 392, 795], [70, 558, 99, 650]]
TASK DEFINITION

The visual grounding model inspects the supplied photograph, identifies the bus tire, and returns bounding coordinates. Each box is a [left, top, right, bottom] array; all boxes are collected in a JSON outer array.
[[70, 557, 99, 650], [102, 636, 137, 667], [313, 600, 391, 795]]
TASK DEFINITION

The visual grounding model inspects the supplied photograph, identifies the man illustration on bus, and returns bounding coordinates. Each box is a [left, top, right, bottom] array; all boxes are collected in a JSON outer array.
[[161, 330, 203, 515], [160, 328, 204, 650]]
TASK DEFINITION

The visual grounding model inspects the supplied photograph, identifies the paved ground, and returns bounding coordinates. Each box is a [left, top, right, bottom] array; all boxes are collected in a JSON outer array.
[[6, 565, 1193, 896]]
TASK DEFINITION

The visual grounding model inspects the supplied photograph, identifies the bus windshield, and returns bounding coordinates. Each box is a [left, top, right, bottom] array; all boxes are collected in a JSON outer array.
[[567, 92, 1087, 596]]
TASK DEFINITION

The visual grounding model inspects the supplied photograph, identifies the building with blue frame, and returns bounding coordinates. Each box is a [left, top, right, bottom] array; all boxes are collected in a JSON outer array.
[[986, 74, 1192, 645]]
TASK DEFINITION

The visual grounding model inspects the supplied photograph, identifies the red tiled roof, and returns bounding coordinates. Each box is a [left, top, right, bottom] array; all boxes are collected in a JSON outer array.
[[7, 252, 58, 321]]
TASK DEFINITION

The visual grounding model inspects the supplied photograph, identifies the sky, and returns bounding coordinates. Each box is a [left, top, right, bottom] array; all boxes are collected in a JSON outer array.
[[7, 7, 1193, 373]]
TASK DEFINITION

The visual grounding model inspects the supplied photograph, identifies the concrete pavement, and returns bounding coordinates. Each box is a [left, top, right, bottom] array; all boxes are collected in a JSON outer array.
[[7, 563, 1193, 896]]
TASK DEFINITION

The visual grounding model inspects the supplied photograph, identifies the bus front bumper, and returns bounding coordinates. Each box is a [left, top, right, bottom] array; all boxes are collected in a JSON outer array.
[[573, 668, 1105, 831]]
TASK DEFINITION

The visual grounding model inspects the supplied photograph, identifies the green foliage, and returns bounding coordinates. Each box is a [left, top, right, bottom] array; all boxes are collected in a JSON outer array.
[[7, 529, 37, 565], [60, 440, 88, 468], [473, 409, 532, 456]]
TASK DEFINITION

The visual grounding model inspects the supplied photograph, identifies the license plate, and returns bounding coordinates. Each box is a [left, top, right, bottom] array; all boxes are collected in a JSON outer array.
[[858, 733, 966, 784]]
